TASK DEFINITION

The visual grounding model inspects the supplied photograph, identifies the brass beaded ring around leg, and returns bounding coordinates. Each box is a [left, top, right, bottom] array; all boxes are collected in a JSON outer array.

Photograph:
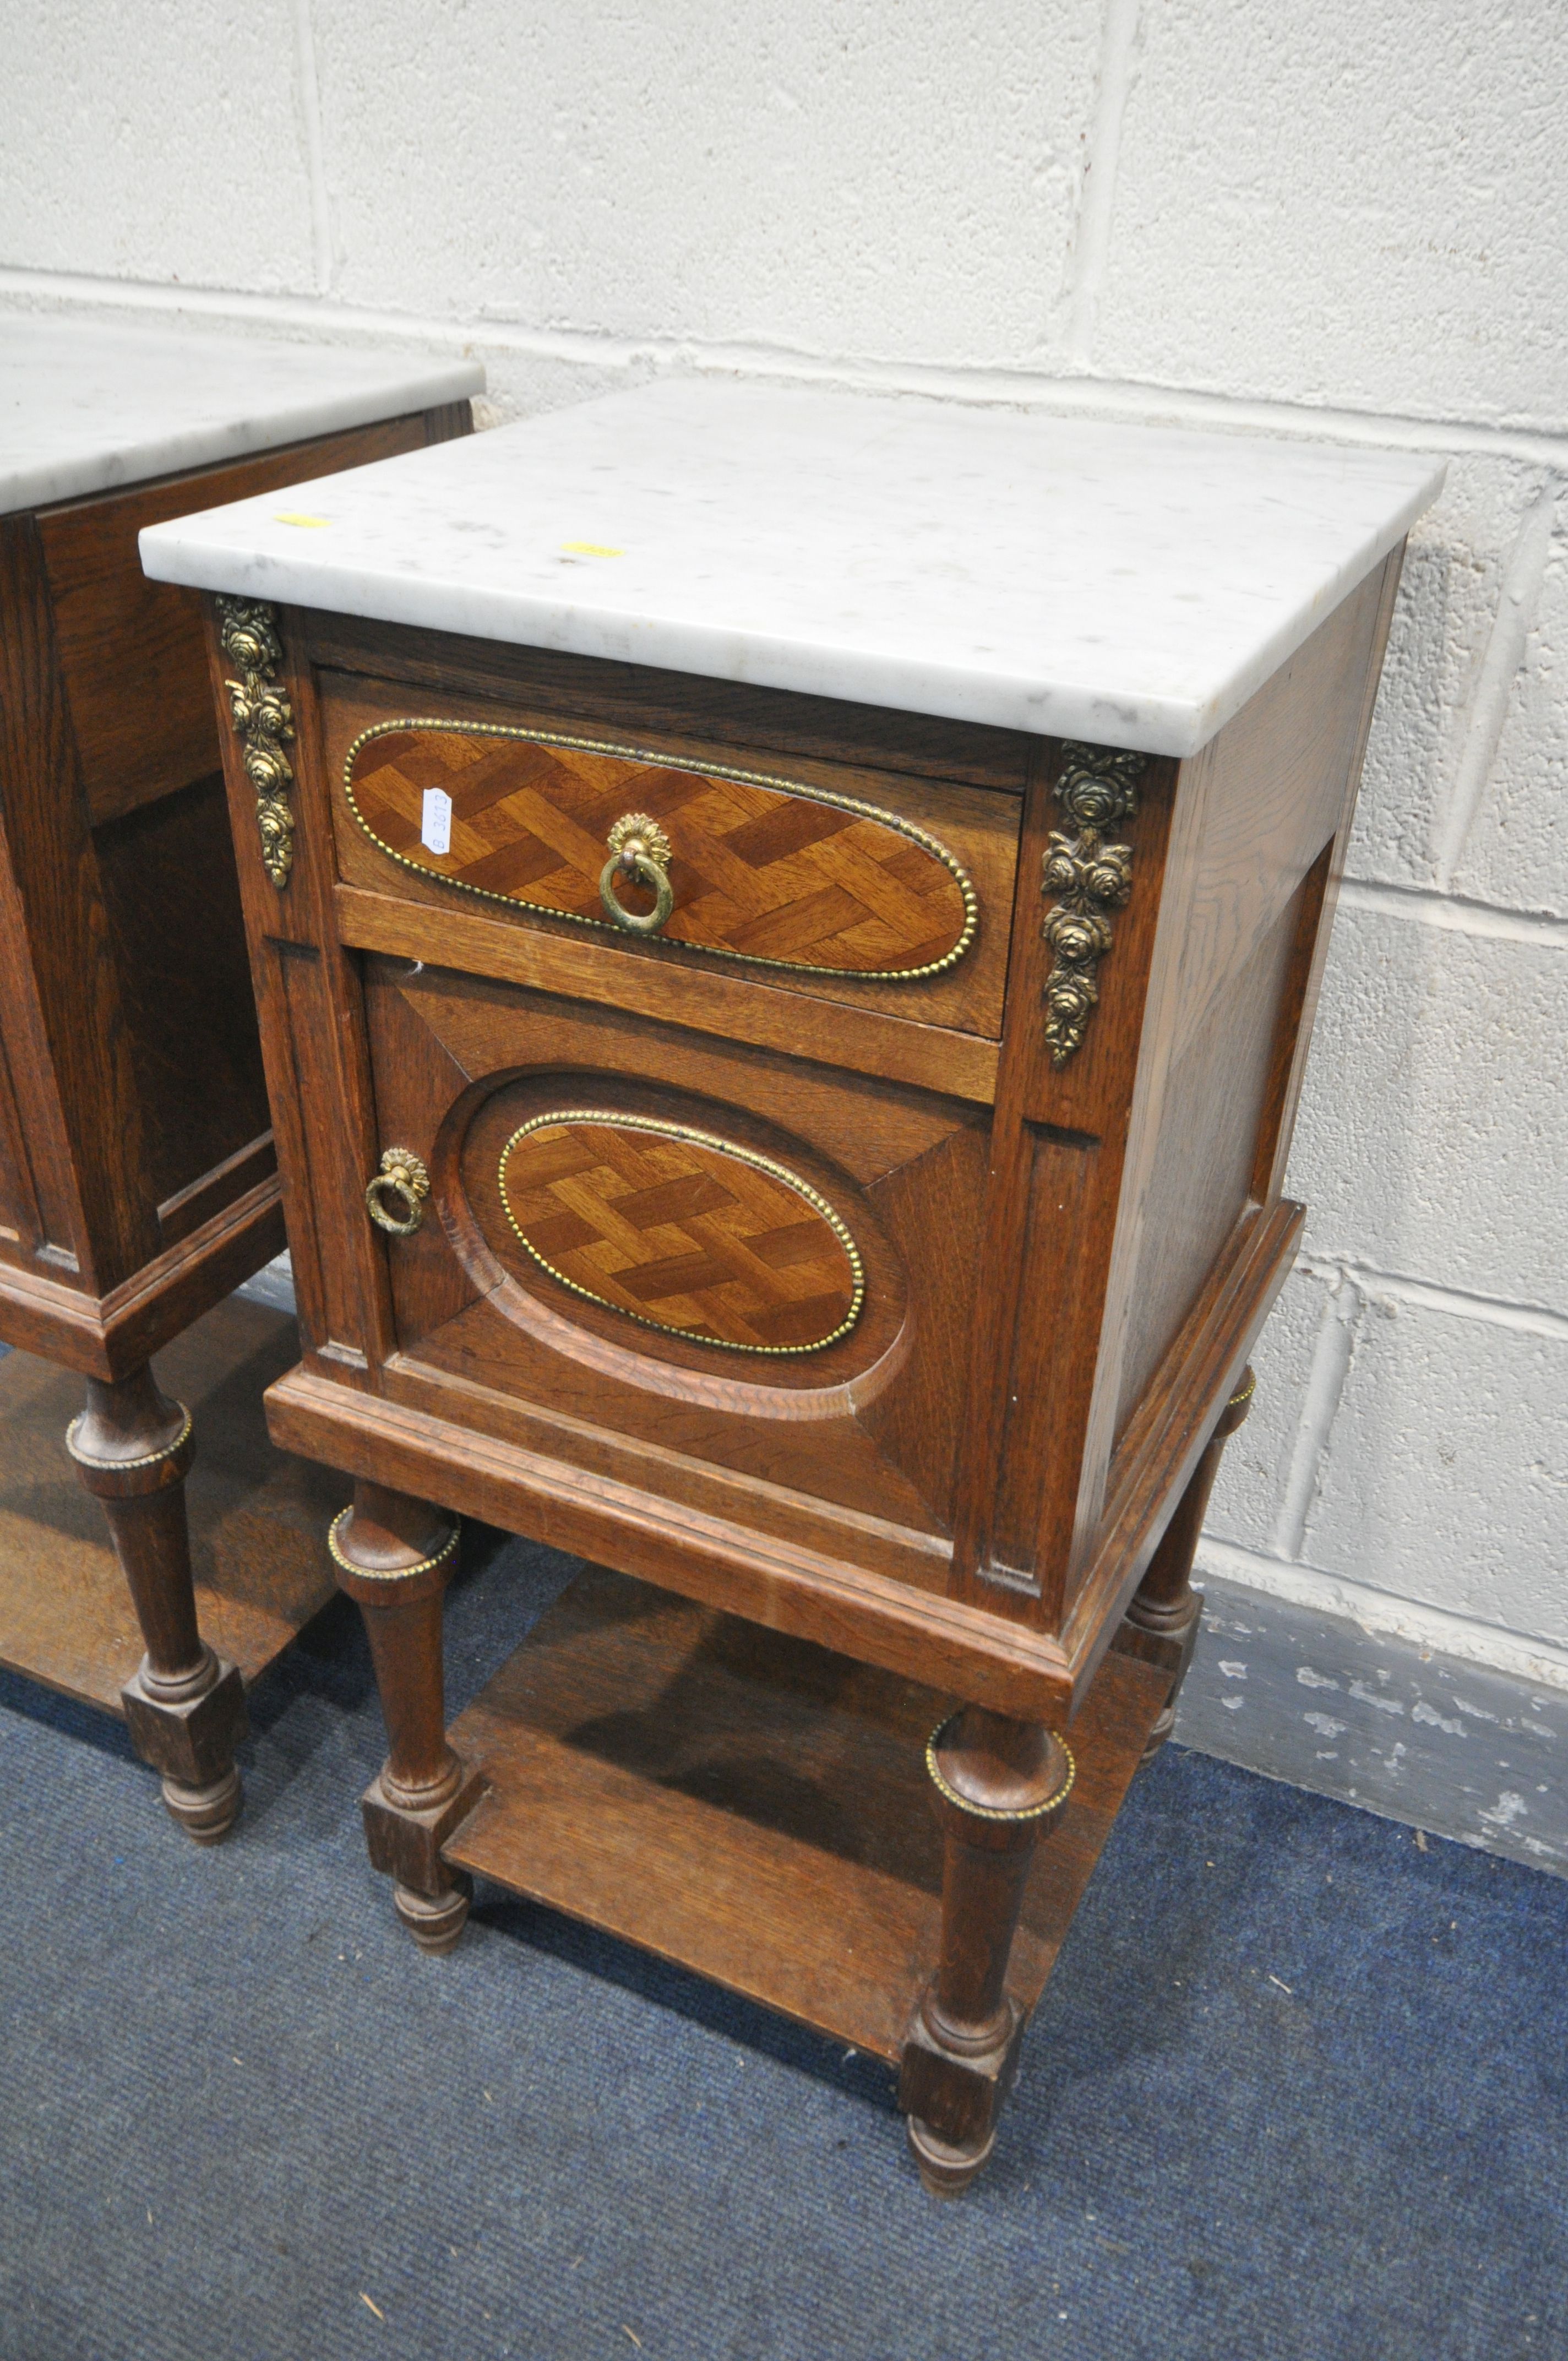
[[326, 1508, 460, 1584], [923, 1719, 1076, 1821]]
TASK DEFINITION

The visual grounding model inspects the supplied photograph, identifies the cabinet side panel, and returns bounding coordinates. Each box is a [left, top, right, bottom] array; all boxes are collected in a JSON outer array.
[[92, 774, 273, 1219], [1066, 550, 1403, 1621], [0, 514, 159, 1294], [39, 413, 437, 830], [1112, 859, 1319, 1434]]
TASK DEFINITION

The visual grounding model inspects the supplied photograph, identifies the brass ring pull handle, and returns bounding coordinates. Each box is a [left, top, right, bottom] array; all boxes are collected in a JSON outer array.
[[599, 812, 675, 938], [365, 1147, 431, 1236]]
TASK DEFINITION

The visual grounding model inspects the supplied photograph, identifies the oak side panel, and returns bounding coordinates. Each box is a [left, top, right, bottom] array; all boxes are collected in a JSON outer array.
[[0, 514, 159, 1295], [1065, 552, 1404, 1623], [1111, 872, 1312, 1433], [39, 411, 447, 829], [92, 773, 273, 1217]]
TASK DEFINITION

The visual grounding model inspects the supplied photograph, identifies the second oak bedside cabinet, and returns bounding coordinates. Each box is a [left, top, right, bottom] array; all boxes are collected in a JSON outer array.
[[0, 314, 480, 1840], [142, 384, 1442, 2189]]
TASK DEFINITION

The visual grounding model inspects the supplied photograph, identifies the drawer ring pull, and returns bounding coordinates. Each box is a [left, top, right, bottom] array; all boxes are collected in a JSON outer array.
[[599, 812, 675, 938], [365, 1147, 431, 1236]]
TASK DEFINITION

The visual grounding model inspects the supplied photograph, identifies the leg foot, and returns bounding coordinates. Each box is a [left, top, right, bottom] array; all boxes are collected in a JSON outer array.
[[160, 1764, 244, 1846], [899, 1708, 1073, 2194], [906, 2115, 997, 2199], [68, 1366, 248, 1839], [394, 1873, 473, 1956]]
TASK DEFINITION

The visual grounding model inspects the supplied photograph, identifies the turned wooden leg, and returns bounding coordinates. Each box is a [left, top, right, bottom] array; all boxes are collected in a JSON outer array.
[[899, 1707, 1075, 2197], [67, 1366, 246, 1843], [1120, 1366, 1256, 1765], [328, 1481, 483, 1954]]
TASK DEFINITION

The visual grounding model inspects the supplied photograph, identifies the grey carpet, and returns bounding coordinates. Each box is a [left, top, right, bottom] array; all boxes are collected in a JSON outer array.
[[1, 1528, 1563, 2361]]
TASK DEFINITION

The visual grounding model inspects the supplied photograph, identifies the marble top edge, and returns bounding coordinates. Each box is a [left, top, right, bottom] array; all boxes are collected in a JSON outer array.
[[0, 311, 484, 516], [138, 380, 1446, 758]]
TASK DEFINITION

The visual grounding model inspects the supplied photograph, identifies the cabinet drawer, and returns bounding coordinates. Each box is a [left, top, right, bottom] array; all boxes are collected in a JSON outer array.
[[322, 673, 1020, 1043]]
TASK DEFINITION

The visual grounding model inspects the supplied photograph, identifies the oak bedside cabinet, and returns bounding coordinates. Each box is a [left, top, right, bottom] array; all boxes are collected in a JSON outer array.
[[142, 384, 1441, 2185], [0, 316, 480, 1840]]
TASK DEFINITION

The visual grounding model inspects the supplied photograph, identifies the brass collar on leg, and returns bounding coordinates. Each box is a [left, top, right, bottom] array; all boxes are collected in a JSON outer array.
[[327, 1509, 460, 1586], [924, 1720, 1076, 1821], [67, 1403, 193, 1473]]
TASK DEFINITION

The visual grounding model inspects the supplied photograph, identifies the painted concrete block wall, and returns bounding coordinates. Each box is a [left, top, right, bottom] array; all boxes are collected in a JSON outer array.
[[2, 1, 1562, 1689]]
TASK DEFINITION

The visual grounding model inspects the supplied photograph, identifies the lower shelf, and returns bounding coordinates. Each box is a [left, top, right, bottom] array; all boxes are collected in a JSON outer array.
[[0, 1294, 346, 1713], [447, 1564, 1168, 2064]]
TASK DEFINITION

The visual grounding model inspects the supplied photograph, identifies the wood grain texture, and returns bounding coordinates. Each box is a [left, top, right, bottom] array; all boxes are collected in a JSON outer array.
[[0, 402, 465, 1385], [92, 773, 273, 1217], [360, 960, 979, 1547], [0, 1172, 285, 1380], [346, 721, 974, 978], [323, 668, 1019, 1044], [1111, 872, 1311, 1434], [499, 1112, 863, 1354], [312, 610, 1034, 796], [334, 880, 1000, 1106], [948, 741, 1180, 1618], [443, 1562, 1166, 2061], [36, 410, 447, 829], [264, 1362, 1075, 1719], [0, 512, 158, 1295], [1056, 558, 1403, 1615]]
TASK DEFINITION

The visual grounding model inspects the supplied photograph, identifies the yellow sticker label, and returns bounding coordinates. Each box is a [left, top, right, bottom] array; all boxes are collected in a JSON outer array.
[[274, 512, 331, 528], [560, 540, 624, 558]]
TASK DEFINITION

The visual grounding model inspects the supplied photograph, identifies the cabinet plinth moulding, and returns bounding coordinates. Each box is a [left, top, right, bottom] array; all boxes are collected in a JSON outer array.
[[0, 313, 478, 1835], [149, 373, 1441, 2185]]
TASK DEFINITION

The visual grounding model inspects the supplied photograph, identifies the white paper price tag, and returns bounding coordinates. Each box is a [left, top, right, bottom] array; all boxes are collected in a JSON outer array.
[[421, 787, 453, 855]]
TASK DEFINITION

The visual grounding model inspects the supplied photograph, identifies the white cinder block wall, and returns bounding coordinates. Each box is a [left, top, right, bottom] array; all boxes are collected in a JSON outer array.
[[4, 1, 1564, 1681]]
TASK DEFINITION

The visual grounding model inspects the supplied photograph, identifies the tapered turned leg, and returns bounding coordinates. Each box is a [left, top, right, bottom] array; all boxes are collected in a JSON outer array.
[[899, 1708, 1075, 2196], [67, 1366, 247, 1842], [1119, 1367, 1255, 1765], [328, 1481, 483, 1954]]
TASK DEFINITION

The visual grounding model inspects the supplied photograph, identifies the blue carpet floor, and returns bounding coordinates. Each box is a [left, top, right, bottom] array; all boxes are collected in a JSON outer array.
[[2, 1528, 1564, 2361]]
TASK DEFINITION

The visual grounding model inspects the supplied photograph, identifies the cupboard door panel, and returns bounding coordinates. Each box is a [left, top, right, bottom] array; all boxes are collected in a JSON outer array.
[[360, 956, 996, 1571]]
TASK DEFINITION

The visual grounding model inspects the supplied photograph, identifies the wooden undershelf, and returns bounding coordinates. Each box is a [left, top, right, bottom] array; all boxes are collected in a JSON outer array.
[[0, 1294, 345, 1713], [446, 1564, 1167, 2063]]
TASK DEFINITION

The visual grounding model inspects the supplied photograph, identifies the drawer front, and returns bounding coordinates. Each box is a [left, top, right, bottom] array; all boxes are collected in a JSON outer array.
[[325, 674, 1020, 1042], [346, 718, 977, 980]]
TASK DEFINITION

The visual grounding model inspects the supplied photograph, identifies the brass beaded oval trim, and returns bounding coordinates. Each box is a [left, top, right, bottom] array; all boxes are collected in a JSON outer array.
[[326, 1508, 460, 1585], [342, 717, 979, 982], [498, 1109, 866, 1357], [924, 1719, 1077, 1821]]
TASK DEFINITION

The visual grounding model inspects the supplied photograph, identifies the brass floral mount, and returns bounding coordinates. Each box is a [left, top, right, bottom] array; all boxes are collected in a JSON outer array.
[[1040, 742, 1148, 1065], [217, 597, 295, 889]]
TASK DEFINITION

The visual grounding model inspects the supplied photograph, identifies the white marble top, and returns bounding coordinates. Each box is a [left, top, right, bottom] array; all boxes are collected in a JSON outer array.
[[0, 313, 483, 516], [139, 380, 1442, 757]]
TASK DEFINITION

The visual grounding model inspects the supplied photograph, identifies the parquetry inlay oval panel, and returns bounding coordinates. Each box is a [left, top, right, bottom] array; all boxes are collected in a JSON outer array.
[[344, 720, 976, 980], [498, 1111, 865, 1355]]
